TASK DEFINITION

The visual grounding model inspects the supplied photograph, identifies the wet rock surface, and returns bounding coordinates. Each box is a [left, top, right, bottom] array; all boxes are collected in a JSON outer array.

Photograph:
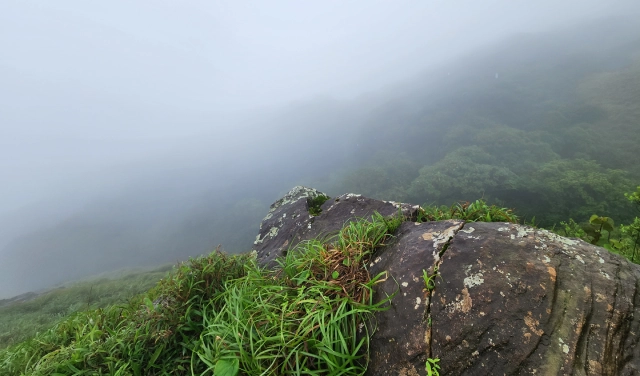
[[254, 187, 640, 375]]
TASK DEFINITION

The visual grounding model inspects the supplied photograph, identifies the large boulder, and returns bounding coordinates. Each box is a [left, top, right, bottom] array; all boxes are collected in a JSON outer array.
[[254, 187, 640, 375]]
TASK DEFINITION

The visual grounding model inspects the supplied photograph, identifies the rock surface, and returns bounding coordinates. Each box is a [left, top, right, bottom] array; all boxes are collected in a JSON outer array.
[[253, 186, 418, 267], [255, 187, 640, 375]]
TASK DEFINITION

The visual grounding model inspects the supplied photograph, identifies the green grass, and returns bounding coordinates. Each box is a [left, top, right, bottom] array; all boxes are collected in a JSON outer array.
[[0, 213, 400, 376], [418, 199, 519, 223], [0, 265, 172, 351]]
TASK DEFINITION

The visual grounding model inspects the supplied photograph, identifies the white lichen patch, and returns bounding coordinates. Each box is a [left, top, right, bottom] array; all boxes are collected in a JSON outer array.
[[461, 227, 475, 234], [401, 282, 409, 287], [575, 255, 585, 264], [542, 255, 551, 264], [414, 297, 422, 310], [254, 227, 279, 244], [558, 338, 569, 354], [599, 257, 605, 264], [464, 273, 485, 288], [536, 229, 580, 251], [433, 224, 461, 249], [600, 271, 612, 280], [515, 225, 530, 238]]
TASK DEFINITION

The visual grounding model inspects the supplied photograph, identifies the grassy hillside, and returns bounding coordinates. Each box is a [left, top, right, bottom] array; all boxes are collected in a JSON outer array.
[[0, 215, 403, 375], [0, 265, 172, 351]]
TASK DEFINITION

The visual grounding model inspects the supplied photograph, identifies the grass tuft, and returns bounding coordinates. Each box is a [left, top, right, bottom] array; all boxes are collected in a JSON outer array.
[[418, 199, 518, 223]]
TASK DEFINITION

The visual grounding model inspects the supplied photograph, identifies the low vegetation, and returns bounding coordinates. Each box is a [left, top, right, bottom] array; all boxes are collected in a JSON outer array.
[[0, 214, 400, 376], [556, 186, 640, 264], [417, 199, 519, 223], [0, 266, 171, 351]]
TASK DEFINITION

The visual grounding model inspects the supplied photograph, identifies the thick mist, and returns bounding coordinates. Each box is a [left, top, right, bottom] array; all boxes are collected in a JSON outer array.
[[1, 1, 639, 298]]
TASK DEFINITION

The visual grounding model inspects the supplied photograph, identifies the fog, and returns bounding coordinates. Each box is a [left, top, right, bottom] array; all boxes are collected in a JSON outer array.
[[1, 0, 639, 298]]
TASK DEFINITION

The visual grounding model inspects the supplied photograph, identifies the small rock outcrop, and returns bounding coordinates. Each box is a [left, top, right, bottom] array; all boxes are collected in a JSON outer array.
[[254, 187, 640, 375], [253, 186, 418, 267]]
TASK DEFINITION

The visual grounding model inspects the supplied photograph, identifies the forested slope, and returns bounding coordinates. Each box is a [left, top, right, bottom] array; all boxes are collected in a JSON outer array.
[[330, 18, 640, 227]]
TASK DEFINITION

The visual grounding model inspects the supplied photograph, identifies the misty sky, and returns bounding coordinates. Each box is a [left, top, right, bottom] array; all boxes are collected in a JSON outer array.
[[0, 0, 640, 297], [1, 0, 640, 298], [1, 1, 638, 232]]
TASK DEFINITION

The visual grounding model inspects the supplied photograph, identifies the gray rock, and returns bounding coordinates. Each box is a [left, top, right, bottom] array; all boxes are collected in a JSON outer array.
[[253, 186, 419, 267], [430, 222, 640, 375], [254, 188, 640, 375], [365, 220, 464, 375]]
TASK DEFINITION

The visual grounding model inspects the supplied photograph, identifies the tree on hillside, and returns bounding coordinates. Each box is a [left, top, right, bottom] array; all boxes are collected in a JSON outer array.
[[408, 146, 520, 204], [530, 159, 633, 225]]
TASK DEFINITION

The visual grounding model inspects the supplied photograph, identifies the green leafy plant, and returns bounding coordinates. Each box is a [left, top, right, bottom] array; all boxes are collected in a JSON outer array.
[[625, 186, 640, 212], [620, 217, 640, 262], [553, 186, 640, 265], [422, 267, 440, 291], [425, 357, 441, 376], [584, 214, 615, 244], [213, 358, 239, 376], [558, 218, 587, 238]]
